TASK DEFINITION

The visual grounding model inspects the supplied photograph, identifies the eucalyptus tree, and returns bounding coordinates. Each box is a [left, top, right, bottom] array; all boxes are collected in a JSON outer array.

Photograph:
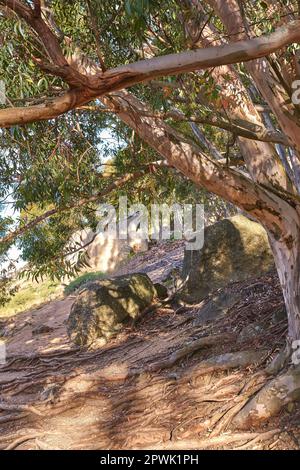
[[1, 0, 300, 422]]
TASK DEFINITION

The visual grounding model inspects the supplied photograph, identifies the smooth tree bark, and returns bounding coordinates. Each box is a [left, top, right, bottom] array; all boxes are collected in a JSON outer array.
[[232, 365, 300, 429], [182, 1, 292, 192], [207, 0, 300, 154]]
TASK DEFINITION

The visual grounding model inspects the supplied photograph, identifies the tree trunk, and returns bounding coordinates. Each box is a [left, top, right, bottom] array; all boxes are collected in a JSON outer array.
[[206, 0, 300, 170], [104, 91, 300, 344], [233, 366, 300, 429], [270, 227, 300, 342], [185, 5, 292, 191]]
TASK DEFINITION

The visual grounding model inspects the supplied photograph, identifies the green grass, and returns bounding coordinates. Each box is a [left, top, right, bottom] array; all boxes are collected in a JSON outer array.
[[0, 278, 62, 318], [64, 271, 105, 295], [0, 271, 106, 319]]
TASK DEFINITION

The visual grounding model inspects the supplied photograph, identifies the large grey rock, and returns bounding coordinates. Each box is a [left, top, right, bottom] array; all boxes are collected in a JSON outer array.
[[195, 290, 243, 325], [67, 273, 156, 347], [181, 215, 275, 303]]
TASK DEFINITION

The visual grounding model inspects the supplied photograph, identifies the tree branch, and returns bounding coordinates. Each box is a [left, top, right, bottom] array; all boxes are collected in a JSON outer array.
[[1, 0, 91, 88], [127, 110, 291, 146], [85, 0, 106, 72], [102, 90, 297, 236], [1, 2, 300, 128], [0, 167, 160, 246], [0, 90, 84, 128]]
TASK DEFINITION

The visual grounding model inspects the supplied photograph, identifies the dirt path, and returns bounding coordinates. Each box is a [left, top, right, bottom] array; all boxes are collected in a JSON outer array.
[[1, 241, 185, 360], [0, 243, 299, 450]]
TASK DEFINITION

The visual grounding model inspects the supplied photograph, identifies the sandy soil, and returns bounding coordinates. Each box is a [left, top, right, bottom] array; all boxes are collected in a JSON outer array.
[[2, 241, 185, 359], [0, 241, 299, 450]]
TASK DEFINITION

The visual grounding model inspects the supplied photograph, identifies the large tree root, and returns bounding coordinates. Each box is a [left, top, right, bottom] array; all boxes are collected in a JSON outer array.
[[57, 332, 238, 396], [191, 350, 267, 377], [4, 433, 45, 451], [142, 429, 280, 450], [57, 347, 265, 402], [233, 365, 300, 429]]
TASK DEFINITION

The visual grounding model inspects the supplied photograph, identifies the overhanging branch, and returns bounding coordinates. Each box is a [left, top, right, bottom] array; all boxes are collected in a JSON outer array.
[[1, 0, 300, 128]]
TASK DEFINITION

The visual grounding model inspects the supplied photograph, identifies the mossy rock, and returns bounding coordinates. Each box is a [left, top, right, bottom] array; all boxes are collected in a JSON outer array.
[[67, 273, 156, 347], [181, 215, 275, 303]]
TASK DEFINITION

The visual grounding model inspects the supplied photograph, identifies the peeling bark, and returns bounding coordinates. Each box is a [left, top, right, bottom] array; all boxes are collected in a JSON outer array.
[[207, 0, 300, 160], [197, 1, 292, 191]]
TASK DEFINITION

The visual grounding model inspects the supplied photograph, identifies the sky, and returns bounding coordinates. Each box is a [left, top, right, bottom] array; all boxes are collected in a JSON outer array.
[[0, 128, 120, 271], [1, 201, 25, 271]]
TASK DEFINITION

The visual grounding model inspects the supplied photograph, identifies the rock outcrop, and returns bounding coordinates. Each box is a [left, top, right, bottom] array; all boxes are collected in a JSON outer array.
[[67, 273, 156, 347], [181, 215, 275, 303], [67, 212, 149, 274]]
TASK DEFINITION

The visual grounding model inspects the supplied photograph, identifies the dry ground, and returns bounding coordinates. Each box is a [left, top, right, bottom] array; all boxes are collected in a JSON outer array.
[[0, 241, 299, 450]]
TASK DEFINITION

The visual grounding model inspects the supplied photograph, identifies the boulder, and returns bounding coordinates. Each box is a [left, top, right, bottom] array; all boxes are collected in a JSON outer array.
[[194, 290, 243, 325], [181, 215, 275, 303], [67, 273, 156, 347]]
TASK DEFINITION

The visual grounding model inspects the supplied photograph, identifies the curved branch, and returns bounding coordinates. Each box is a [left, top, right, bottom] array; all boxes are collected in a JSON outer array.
[[1, 3, 300, 128], [103, 90, 297, 236], [131, 111, 291, 146], [105, 20, 300, 85], [77, 105, 291, 146], [0, 90, 82, 128]]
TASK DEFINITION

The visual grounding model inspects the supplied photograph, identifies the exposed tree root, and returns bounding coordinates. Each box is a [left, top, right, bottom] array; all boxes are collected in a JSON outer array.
[[266, 343, 292, 375], [4, 433, 45, 450], [234, 429, 282, 450], [143, 429, 281, 450], [0, 270, 298, 450], [233, 366, 300, 429], [209, 372, 267, 437], [146, 333, 237, 373], [0, 402, 43, 416], [191, 350, 267, 377], [54, 333, 239, 394]]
